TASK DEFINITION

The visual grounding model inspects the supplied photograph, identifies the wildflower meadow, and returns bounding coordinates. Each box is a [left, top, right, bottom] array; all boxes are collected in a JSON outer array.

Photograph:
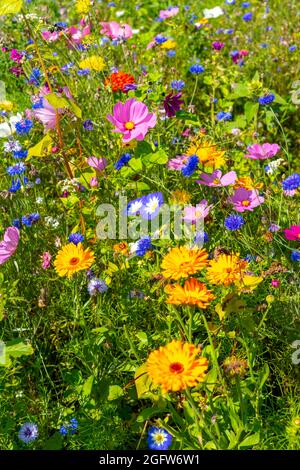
[[0, 0, 300, 454]]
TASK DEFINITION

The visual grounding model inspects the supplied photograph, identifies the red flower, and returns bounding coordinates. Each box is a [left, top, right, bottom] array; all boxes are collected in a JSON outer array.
[[105, 71, 135, 93]]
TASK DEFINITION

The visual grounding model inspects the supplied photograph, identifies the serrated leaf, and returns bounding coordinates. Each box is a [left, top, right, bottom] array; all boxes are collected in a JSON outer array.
[[27, 133, 53, 158], [0, 0, 23, 15]]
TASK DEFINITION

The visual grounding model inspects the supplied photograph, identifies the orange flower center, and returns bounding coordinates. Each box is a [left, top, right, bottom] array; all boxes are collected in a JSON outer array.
[[242, 200, 250, 207], [226, 268, 233, 273], [169, 362, 184, 374], [298, 233, 300, 239], [213, 178, 221, 185], [69, 257, 80, 266], [125, 121, 135, 130]]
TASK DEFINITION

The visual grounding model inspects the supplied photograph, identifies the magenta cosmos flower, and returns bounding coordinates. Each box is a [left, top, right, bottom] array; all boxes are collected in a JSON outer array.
[[183, 200, 212, 224], [245, 143, 280, 160], [107, 98, 157, 143], [228, 188, 264, 212], [196, 170, 237, 187], [100, 21, 133, 40], [0, 227, 19, 265], [283, 225, 300, 241]]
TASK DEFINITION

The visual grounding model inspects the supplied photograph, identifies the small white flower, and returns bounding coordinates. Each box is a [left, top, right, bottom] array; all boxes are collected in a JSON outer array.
[[115, 10, 125, 17], [203, 6, 224, 19], [36, 197, 44, 204]]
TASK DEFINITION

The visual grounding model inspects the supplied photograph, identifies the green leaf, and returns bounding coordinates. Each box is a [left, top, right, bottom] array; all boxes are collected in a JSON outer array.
[[82, 375, 94, 397], [43, 432, 63, 450], [136, 331, 148, 345], [143, 148, 168, 166], [244, 102, 259, 123], [231, 83, 250, 99], [137, 407, 163, 423], [5, 339, 34, 358], [258, 363, 269, 390], [239, 432, 260, 449], [45, 93, 69, 109], [134, 363, 152, 398], [68, 100, 82, 119], [27, 133, 53, 158], [274, 93, 287, 105], [107, 384, 124, 401], [0, 0, 23, 15], [128, 157, 143, 172]]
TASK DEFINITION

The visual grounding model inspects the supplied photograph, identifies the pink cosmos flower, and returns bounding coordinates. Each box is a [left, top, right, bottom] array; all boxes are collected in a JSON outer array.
[[245, 143, 280, 160], [228, 188, 264, 212], [183, 200, 212, 224], [67, 24, 91, 44], [90, 177, 99, 188], [41, 252, 52, 270], [159, 7, 179, 19], [107, 98, 156, 143], [0, 227, 19, 265], [100, 21, 133, 40], [87, 156, 107, 172], [196, 170, 237, 187], [167, 155, 188, 170], [42, 31, 60, 42], [283, 225, 300, 241], [34, 97, 63, 131]]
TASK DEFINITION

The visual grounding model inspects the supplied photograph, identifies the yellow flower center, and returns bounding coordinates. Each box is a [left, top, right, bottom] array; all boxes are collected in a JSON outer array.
[[125, 121, 135, 130], [297, 233, 300, 239], [213, 178, 221, 185], [242, 200, 250, 207], [169, 362, 184, 374], [70, 257, 80, 266]]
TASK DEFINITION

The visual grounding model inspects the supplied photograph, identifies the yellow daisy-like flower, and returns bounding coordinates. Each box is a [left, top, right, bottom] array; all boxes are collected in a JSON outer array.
[[161, 246, 209, 280], [161, 39, 176, 49], [79, 56, 106, 72], [54, 243, 94, 278], [76, 0, 92, 15], [234, 176, 263, 191], [147, 340, 209, 394], [206, 253, 248, 286], [186, 138, 226, 168], [165, 278, 215, 308], [0, 100, 13, 112], [170, 190, 191, 205]]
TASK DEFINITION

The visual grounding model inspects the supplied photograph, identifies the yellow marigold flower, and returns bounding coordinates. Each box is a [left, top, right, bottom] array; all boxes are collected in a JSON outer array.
[[161, 246, 209, 280], [170, 190, 191, 205], [54, 243, 94, 278], [234, 176, 263, 191], [76, 0, 92, 15], [186, 139, 226, 168], [79, 56, 106, 72], [147, 340, 209, 393], [113, 241, 129, 256], [206, 253, 248, 286], [0, 100, 13, 111], [161, 39, 176, 49], [165, 278, 215, 308]]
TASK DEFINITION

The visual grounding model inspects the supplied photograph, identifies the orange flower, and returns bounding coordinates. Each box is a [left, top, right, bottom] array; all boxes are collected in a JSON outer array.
[[206, 253, 248, 286], [54, 243, 94, 278], [234, 176, 263, 191], [161, 246, 209, 280], [165, 278, 215, 308], [105, 71, 135, 93], [147, 340, 209, 393], [113, 241, 129, 255], [186, 138, 225, 168]]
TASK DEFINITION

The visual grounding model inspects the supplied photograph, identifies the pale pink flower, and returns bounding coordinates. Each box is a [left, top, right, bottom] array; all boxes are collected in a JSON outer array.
[[196, 170, 237, 187], [183, 200, 212, 224], [245, 143, 280, 160], [167, 155, 188, 170], [107, 98, 156, 143], [100, 21, 133, 40], [41, 252, 51, 270], [34, 97, 63, 131], [159, 7, 179, 19], [67, 24, 91, 44], [42, 31, 60, 42], [87, 156, 107, 172], [228, 188, 264, 212], [90, 177, 99, 188], [0, 227, 19, 265]]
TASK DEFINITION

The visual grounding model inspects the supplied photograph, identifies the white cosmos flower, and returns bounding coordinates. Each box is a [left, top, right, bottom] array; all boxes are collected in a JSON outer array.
[[203, 6, 224, 19]]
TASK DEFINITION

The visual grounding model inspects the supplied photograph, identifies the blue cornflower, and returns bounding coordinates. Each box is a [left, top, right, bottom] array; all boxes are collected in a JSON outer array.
[[114, 153, 132, 170], [243, 12, 253, 21], [216, 111, 232, 121], [224, 214, 245, 231], [68, 232, 84, 245], [155, 34, 167, 44], [15, 119, 33, 135], [170, 80, 185, 91], [167, 50, 176, 57], [6, 162, 26, 176], [242, 2, 251, 7], [182, 155, 198, 177], [29, 67, 41, 86], [258, 94, 275, 105], [60, 62, 74, 74], [291, 250, 300, 262], [77, 69, 90, 76], [282, 173, 300, 191], [289, 45, 297, 52], [83, 119, 94, 130], [9, 178, 21, 193], [189, 63, 205, 74], [32, 98, 43, 109], [136, 236, 152, 256], [18, 423, 38, 444], [225, 0, 236, 4], [22, 213, 40, 227], [147, 427, 172, 451], [224, 29, 235, 34], [140, 192, 164, 220], [194, 231, 209, 245], [88, 278, 108, 295], [13, 218, 21, 229], [59, 425, 68, 435]]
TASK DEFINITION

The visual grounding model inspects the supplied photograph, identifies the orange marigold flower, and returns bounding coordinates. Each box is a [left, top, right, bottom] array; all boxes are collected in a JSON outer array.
[[105, 71, 135, 93], [206, 253, 248, 286], [165, 278, 215, 308], [54, 243, 94, 278], [186, 138, 225, 168], [161, 246, 209, 280], [113, 241, 129, 255], [234, 176, 263, 191], [147, 340, 209, 393]]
